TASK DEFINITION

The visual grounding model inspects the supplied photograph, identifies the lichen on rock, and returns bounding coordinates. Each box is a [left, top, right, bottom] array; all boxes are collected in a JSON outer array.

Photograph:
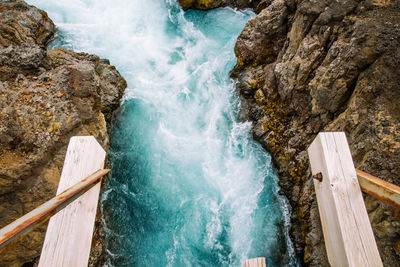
[[0, 1, 127, 266], [178, 0, 400, 265], [230, 0, 400, 265]]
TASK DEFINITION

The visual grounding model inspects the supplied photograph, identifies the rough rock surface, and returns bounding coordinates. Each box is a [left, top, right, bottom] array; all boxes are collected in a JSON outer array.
[[178, 0, 400, 265], [178, 0, 263, 10], [230, 0, 400, 266], [0, 1, 126, 266]]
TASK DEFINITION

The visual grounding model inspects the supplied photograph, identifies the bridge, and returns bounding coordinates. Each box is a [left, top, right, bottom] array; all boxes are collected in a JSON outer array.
[[0, 133, 399, 266]]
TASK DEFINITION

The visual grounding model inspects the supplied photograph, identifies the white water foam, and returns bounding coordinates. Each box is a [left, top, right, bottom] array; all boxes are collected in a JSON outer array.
[[27, 0, 298, 265]]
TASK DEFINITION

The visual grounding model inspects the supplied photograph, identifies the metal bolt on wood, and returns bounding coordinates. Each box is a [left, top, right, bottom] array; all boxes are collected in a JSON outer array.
[[313, 172, 323, 182]]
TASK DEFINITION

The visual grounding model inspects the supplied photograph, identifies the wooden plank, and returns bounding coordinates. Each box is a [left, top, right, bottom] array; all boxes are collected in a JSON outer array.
[[39, 136, 106, 267], [242, 257, 266, 267], [0, 169, 109, 251], [356, 168, 400, 209], [308, 132, 382, 267]]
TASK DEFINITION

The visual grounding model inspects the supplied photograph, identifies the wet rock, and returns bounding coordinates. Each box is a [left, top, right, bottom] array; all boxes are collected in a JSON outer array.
[[0, 1, 126, 266]]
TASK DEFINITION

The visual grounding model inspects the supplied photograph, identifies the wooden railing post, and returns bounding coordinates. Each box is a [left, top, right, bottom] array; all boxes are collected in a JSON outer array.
[[242, 257, 266, 267], [38, 136, 106, 267], [307, 132, 382, 267]]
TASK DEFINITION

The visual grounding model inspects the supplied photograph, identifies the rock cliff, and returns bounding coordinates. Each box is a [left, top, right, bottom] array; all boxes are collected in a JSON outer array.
[[180, 0, 400, 266], [0, 1, 126, 266], [178, 0, 262, 10]]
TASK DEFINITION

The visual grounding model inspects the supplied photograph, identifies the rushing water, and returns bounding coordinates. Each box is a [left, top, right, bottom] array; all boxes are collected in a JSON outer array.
[[27, 0, 296, 266]]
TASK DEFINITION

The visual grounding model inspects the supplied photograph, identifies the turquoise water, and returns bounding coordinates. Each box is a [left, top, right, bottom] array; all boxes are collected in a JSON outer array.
[[27, 0, 296, 266]]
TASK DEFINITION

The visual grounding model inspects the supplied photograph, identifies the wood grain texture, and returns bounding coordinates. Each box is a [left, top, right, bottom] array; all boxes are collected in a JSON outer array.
[[242, 257, 266, 267], [308, 132, 382, 267], [39, 136, 106, 267]]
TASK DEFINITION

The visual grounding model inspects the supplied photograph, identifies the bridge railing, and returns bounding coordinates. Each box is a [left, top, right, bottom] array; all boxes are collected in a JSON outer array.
[[356, 168, 400, 209], [308, 132, 400, 267], [245, 132, 400, 267], [0, 136, 108, 267], [1, 133, 398, 267]]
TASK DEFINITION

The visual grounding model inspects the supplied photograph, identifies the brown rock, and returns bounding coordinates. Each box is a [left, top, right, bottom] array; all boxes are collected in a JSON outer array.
[[0, 1, 126, 266], [178, 0, 263, 10], [234, 0, 289, 68], [0, 0, 55, 47], [232, 0, 400, 265]]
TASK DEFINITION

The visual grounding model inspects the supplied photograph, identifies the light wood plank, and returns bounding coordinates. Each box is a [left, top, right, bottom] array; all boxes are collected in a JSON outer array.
[[39, 136, 106, 267], [0, 169, 109, 250], [242, 257, 266, 267], [308, 132, 382, 267]]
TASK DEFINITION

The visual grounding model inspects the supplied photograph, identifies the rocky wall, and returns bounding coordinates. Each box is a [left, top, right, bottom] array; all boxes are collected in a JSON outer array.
[[0, 1, 126, 266], [179, 0, 400, 266], [178, 0, 262, 10]]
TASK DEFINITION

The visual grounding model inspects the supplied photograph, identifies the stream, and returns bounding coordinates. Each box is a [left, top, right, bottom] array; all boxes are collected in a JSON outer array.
[[27, 0, 296, 266]]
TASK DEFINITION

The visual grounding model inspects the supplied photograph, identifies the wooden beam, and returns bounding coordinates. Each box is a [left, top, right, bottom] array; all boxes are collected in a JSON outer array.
[[0, 169, 109, 251], [308, 132, 382, 267], [242, 257, 266, 267], [39, 136, 106, 267], [356, 168, 400, 210]]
